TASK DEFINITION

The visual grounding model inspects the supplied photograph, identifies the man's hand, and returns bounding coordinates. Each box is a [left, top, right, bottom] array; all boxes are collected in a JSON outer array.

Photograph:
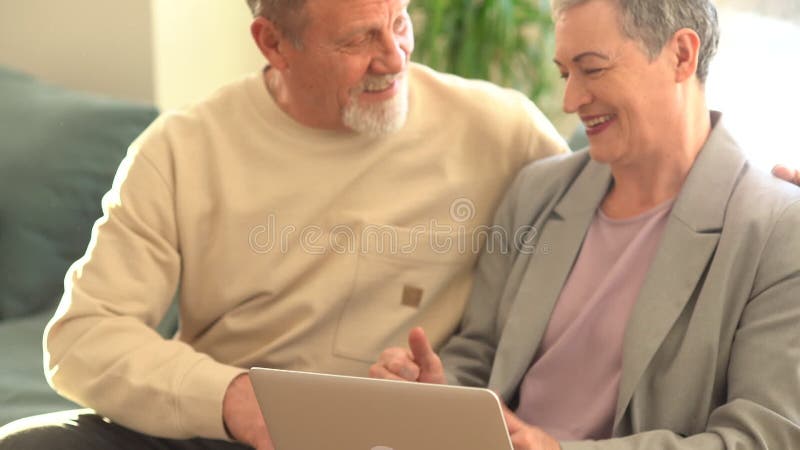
[[772, 165, 800, 186], [369, 327, 446, 384], [222, 373, 274, 450], [503, 405, 561, 450]]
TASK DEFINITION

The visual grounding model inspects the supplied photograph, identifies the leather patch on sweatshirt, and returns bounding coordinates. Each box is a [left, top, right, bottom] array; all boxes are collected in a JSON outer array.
[[402, 285, 424, 308]]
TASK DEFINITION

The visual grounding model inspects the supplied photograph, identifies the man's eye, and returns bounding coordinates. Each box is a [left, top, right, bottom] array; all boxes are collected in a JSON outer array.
[[584, 68, 605, 76], [347, 34, 371, 46], [559, 72, 569, 80]]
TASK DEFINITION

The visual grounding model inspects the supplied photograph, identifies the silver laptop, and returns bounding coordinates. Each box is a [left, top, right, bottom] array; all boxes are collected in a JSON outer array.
[[249, 367, 513, 450]]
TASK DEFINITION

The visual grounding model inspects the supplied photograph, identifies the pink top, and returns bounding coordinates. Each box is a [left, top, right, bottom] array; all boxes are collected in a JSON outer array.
[[515, 199, 674, 440]]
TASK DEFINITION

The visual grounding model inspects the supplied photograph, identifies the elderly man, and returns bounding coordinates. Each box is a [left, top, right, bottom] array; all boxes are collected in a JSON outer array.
[[0, 0, 567, 449], [373, 0, 800, 449]]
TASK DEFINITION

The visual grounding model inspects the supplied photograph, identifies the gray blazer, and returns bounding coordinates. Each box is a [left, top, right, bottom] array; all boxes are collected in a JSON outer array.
[[439, 116, 800, 449]]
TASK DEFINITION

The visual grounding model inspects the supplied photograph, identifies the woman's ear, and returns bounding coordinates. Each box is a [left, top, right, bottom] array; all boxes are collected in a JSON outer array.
[[670, 28, 701, 83]]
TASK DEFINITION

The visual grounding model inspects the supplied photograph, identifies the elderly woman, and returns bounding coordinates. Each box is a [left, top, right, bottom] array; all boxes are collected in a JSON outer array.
[[372, 0, 800, 448]]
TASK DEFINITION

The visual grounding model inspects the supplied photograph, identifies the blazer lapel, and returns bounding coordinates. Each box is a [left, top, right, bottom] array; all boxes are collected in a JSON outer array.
[[613, 117, 747, 430], [491, 160, 612, 400]]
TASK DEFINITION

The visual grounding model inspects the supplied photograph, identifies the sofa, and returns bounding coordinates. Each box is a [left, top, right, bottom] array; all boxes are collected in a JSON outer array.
[[0, 65, 170, 425]]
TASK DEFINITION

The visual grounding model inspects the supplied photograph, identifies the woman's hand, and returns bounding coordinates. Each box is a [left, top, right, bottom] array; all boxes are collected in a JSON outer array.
[[502, 405, 561, 450]]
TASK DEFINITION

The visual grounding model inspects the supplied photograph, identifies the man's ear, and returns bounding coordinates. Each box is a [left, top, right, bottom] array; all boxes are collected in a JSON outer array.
[[670, 28, 701, 83], [251, 16, 290, 70]]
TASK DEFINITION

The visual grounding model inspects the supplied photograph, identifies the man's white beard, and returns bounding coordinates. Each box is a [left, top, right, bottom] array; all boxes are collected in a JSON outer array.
[[342, 74, 409, 137]]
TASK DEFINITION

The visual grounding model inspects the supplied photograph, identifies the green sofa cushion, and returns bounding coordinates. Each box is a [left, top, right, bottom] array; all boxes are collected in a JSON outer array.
[[0, 309, 79, 425], [0, 66, 159, 320]]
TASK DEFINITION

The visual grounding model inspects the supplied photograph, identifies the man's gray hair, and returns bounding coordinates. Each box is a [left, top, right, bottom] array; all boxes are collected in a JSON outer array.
[[552, 0, 719, 82], [246, 0, 308, 46]]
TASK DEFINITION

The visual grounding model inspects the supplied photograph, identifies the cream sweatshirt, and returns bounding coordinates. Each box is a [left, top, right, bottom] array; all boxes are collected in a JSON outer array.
[[44, 63, 566, 440]]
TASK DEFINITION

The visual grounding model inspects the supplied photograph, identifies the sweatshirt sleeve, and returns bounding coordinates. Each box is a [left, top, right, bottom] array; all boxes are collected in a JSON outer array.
[[519, 93, 570, 162], [43, 120, 246, 440]]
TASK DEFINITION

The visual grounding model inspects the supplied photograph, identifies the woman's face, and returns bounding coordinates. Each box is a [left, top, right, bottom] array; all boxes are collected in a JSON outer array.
[[553, 0, 681, 166]]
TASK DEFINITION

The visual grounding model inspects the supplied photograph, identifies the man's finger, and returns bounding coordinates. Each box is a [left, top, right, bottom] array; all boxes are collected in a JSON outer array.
[[406, 327, 446, 384], [386, 357, 420, 381], [369, 363, 414, 381], [772, 165, 800, 186], [373, 347, 420, 380], [408, 327, 437, 369]]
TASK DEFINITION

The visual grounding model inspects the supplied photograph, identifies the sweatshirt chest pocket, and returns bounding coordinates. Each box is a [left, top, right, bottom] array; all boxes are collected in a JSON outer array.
[[332, 225, 470, 363]]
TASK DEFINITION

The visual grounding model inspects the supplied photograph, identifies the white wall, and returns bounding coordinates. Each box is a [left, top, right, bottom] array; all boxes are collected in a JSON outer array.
[[150, 0, 265, 110], [0, 1, 265, 109], [0, 0, 155, 103], [707, 9, 800, 170]]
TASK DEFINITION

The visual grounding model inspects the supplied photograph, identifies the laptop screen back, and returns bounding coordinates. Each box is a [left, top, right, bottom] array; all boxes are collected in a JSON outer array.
[[249, 367, 513, 450]]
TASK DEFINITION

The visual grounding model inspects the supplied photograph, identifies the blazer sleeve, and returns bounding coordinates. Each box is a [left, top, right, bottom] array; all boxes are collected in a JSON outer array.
[[561, 200, 800, 449]]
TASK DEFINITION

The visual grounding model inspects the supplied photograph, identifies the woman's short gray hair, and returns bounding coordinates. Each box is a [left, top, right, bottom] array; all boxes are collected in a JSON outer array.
[[552, 0, 719, 82], [246, 0, 308, 46]]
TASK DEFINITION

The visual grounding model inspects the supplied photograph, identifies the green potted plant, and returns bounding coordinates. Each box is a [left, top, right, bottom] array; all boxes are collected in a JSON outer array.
[[410, 0, 561, 115]]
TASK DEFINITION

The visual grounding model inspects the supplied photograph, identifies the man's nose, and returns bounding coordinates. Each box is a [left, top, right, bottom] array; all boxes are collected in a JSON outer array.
[[371, 33, 407, 74]]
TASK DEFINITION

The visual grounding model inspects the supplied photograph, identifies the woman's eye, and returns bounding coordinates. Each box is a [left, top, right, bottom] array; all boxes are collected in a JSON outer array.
[[584, 68, 605, 76], [559, 72, 569, 80], [394, 16, 407, 33]]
